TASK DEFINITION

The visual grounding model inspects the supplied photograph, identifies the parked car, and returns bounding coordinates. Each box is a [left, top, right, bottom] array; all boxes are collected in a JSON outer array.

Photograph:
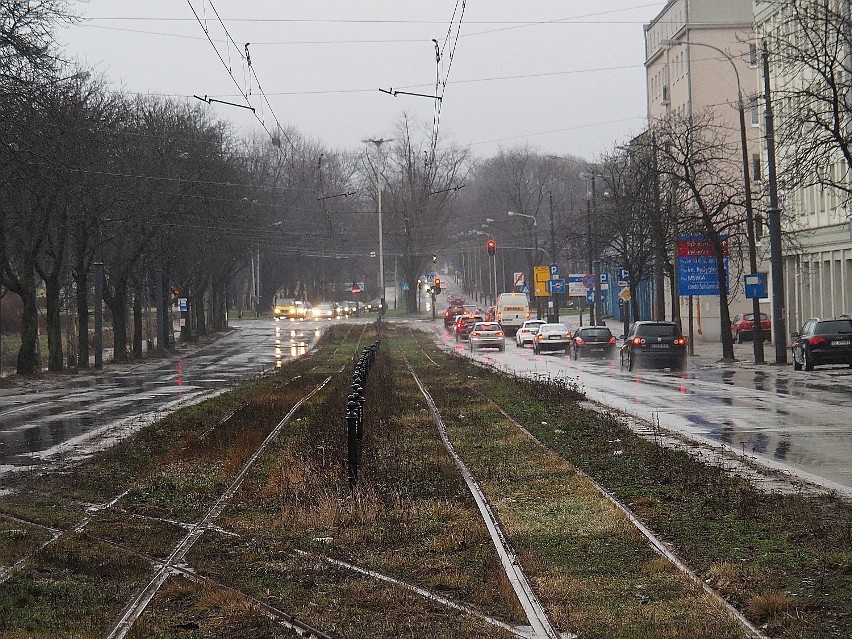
[[455, 315, 484, 342], [532, 323, 572, 355], [731, 312, 771, 343], [570, 326, 616, 359], [468, 322, 505, 352], [515, 319, 547, 347], [791, 317, 852, 371], [620, 321, 687, 371]]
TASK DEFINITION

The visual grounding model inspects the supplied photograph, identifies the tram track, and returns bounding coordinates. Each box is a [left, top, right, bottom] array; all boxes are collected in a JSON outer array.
[[401, 351, 564, 639]]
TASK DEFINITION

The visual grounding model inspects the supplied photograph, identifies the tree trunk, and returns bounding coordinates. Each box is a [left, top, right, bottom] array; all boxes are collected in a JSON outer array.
[[75, 268, 90, 369], [108, 279, 129, 363], [44, 275, 64, 372], [17, 284, 40, 375], [133, 284, 143, 358]]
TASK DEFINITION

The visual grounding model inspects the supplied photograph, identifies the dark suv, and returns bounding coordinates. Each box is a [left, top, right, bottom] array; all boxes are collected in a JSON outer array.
[[570, 326, 616, 359], [620, 321, 687, 371], [791, 317, 852, 371]]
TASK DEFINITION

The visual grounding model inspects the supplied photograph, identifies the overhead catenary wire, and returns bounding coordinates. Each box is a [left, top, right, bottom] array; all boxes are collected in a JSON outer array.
[[185, 0, 294, 150]]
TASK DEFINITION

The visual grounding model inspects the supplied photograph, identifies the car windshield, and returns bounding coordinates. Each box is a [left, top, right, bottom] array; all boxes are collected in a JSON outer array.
[[637, 324, 677, 337], [743, 313, 768, 321], [580, 328, 612, 338], [815, 319, 852, 335], [544, 324, 568, 332], [474, 323, 499, 331]]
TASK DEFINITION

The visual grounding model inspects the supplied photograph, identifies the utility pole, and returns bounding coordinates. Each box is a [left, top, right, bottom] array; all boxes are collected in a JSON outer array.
[[365, 138, 393, 322], [549, 192, 559, 323], [763, 41, 787, 364]]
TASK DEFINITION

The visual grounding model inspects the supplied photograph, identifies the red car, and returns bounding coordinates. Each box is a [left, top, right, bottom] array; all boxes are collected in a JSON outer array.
[[731, 312, 771, 343]]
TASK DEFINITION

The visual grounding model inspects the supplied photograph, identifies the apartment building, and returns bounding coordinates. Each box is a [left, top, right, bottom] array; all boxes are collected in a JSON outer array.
[[755, 1, 852, 330], [644, 0, 760, 342]]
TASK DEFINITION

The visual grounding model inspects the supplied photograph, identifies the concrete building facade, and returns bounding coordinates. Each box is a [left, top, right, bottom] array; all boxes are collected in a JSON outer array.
[[644, 0, 762, 342], [754, 1, 852, 331]]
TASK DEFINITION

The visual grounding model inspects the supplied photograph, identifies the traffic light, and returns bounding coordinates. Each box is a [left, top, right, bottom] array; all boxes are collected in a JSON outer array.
[[487, 239, 496, 256], [433, 278, 442, 294]]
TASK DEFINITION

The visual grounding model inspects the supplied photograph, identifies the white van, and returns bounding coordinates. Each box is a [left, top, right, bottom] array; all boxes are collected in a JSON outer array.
[[496, 292, 531, 335]]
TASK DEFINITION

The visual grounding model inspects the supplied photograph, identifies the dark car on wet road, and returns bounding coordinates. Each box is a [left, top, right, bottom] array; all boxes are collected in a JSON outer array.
[[620, 321, 687, 371], [791, 317, 852, 371], [570, 326, 616, 359]]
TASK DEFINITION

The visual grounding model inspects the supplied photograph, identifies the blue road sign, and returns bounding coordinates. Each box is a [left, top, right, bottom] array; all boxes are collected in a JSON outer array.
[[582, 273, 596, 289], [617, 267, 630, 282], [549, 263, 559, 277], [547, 278, 566, 294], [744, 273, 768, 299], [401, 282, 410, 291], [599, 273, 609, 284], [586, 289, 595, 304]]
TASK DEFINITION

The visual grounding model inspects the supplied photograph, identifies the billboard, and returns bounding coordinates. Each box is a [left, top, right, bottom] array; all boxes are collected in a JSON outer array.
[[677, 235, 729, 296]]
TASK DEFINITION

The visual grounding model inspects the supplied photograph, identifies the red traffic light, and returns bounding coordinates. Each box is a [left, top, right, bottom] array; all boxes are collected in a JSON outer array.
[[486, 239, 496, 256]]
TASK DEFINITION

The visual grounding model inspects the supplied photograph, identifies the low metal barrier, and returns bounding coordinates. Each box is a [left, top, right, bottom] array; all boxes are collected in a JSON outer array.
[[346, 339, 380, 486]]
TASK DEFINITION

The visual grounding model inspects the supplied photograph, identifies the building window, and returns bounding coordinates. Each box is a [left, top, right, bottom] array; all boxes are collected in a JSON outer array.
[[750, 97, 759, 126], [748, 43, 758, 67], [752, 154, 762, 181]]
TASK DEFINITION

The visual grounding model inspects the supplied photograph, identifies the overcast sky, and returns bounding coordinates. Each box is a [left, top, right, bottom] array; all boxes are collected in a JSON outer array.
[[59, 1, 668, 161]]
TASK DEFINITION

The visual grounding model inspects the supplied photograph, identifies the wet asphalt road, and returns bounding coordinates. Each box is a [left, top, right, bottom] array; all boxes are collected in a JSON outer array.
[[0, 319, 327, 471], [430, 322, 852, 498]]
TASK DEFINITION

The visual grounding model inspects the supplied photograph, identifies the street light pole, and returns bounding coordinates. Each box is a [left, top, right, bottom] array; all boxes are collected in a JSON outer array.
[[508, 211, 540, 317], [365, 138, 392, 321], [661, 38, 765, 363], [549, 192, 559, 322], [763, 41, 787, 364]]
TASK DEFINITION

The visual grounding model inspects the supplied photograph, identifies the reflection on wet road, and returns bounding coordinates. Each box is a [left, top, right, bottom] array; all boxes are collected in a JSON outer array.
[[435, 325, 852, 496], [0, 319, 325, 469]]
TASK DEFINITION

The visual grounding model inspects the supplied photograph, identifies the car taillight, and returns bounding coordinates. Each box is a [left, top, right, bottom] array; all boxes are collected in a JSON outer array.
[[632, 337, 645, 345], [675, 337, 687, 346], [809, 336, 826, 346], [496, 331, 505, 336], [470, 331, 480, 337], [609, 337, 616, 344], [526, 312, 531, 318], [574, 337, 585, 344]]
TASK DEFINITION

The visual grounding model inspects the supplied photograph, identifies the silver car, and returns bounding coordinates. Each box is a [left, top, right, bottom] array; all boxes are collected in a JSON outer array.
[[515, 319, 547, 347], [532, 323, 572, 355], [468, 322, 505, 352]]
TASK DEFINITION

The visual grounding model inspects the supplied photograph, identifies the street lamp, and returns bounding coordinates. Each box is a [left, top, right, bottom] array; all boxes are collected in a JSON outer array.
[[660, 38, 765, 364], [578, 172, 603, 325], [364, 137, 393, 320], [508, 211, 541, 318]]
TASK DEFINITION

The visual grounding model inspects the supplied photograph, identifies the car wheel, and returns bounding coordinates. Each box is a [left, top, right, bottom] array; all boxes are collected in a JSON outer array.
[[533, 343, 539, 355], [572, 346, 578, 360], [792, 349, 802, 371], [736, 331, 743, 344], [677, 357, 687, 372], [627, 351, 635, 371], [803, 348, 814, 371], [498, 344, 505, 352]]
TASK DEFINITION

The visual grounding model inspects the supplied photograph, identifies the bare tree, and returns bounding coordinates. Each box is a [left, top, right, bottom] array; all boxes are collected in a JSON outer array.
[[596, 145, 657, 324], [764, 0, 852, 212], [368, 115, 469, 313], [655, 110, 748, 361]]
